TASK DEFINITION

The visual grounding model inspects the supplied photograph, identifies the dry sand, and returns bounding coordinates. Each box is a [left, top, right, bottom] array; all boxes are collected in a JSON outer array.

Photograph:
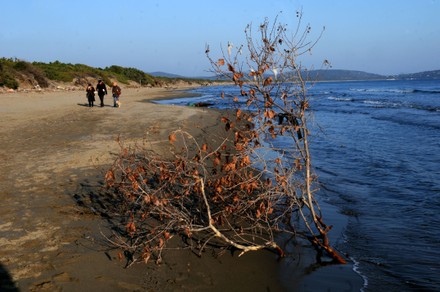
[[0, 86, 363, 291]]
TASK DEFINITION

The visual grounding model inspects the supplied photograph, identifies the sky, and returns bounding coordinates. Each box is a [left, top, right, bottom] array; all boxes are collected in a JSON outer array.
[[1, 0, 439, 77]]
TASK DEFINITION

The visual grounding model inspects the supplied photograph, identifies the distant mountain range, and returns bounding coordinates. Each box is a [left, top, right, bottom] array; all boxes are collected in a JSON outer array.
[[393, 70, 440, 80], [306, 69, 440, 81], [150, 69, 440, 81], [149, 71, 184, 78], [305, 69, 383, 81]]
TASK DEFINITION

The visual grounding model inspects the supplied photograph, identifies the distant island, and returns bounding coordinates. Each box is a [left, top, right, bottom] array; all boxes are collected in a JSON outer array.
[[304, 69, 440, 81], [1, 57, 439, 91]]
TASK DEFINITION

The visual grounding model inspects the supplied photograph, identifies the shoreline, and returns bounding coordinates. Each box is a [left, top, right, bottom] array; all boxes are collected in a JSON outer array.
[[0, 85, 363, 291]]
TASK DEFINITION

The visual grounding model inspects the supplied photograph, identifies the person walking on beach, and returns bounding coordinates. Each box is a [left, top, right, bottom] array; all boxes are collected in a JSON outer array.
[[86, 83, 95, 107], [112, 82, 122, 107], [96, 79, 107, 107]]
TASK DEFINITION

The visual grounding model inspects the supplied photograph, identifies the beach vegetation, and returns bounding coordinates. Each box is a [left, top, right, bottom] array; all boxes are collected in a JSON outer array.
[[101, 13, 346, 267], [0, 62, 19, 89], [103, 65, 156, 86], [0, 57, 212, 90], [34, 61, 106, 83], [0, 58, 33, 89]]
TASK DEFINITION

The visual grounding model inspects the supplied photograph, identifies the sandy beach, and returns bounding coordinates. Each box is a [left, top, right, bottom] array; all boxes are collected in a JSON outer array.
[[0, 86, 363, 291]]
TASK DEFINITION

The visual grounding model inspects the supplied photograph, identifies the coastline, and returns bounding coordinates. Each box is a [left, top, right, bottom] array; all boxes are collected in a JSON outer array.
[[0, 85, 363, 291]]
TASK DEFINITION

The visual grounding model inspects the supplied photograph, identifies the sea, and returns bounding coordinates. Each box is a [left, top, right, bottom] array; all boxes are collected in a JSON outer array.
[[154, 79, 440, 291]]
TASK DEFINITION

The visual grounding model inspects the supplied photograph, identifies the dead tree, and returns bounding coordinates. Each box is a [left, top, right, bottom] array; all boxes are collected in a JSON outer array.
[[102, 13, 346, 266]]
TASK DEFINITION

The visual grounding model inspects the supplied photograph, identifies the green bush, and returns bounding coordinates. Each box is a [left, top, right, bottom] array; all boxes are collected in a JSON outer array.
[[15, 61, 49, 87], [105, 65, 156, 86], [0, 71, 19, 89], [0, 58, 49, 88], [0, 58, 19, 89]]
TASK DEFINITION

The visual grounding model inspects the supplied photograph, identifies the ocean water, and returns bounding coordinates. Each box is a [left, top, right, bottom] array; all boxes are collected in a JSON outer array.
[[155, 79, 440, 291]]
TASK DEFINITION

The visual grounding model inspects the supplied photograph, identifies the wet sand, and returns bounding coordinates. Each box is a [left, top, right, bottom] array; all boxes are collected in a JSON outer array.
[[0, 86, 364, 291]]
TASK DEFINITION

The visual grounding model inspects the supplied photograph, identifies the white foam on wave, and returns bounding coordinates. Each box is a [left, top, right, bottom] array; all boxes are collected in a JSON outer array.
[[327, 96, 353, 101], [349, 88, 412, 94], [350, 256, 369, 292]]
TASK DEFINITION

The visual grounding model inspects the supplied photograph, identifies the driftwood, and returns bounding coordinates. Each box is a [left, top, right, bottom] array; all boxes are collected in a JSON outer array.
[[102, 13, 346, 266]]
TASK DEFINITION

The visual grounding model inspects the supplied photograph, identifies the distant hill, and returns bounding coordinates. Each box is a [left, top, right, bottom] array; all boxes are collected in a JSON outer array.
[[195, 69, 440, 82], [307, 69, 440, 81], [149, 71, 184, 78], [273, 69, 440, 82], [392, 70, 440, 80], [306, 69, 385, 81], [200, 69, 386, 82]]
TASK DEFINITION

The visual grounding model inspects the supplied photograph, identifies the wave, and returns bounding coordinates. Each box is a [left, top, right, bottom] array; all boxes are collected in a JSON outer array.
[[372, 115, 440, 131], [350, 256, 369, 292], [326, 96, 403, 109], [327, 96, 354, 102], [412, 89, 440, 94], [325, 96, 440, 112], [347, 88, 440, 95], [349, 88, 413, 94]]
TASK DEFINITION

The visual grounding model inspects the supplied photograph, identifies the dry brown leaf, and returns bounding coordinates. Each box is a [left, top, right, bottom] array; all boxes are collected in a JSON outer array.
[[142, 252, 151, 264], [264, 109, 276, 119], [213, 157, 221, 167], [104, 170, 115, 186], [263, 76, 273, 87], [233, 72, 243, 82], [168, 133, 177, 144], [184, 227, 192, 238], [241, 155, 251, 166], [295, 159, 302, 170], [236, 109, 242, 118], [221, 117, 229, 123], [126, 222, 136, 235], [256, 209, 261, 219]]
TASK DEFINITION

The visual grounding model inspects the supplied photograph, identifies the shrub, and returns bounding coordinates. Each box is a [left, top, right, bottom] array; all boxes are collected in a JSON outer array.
[[0, 58, 19, 89], [9, 59, 49, 88], [98, 14, 346, 267], [0, 71, 19, 89], [105, 65, 156, 86]]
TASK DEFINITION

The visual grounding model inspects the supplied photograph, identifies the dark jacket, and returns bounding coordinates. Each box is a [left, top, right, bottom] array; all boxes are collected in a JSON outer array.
[[96, 82, 107, 96], [86, 85, 95, 100]]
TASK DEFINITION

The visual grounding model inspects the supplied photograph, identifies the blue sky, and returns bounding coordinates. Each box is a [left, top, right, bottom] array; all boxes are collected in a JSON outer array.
[[1, 0, 439, 76]]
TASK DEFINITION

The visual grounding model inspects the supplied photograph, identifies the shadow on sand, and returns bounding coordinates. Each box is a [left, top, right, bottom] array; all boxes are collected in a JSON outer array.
[[77, 103, 115, 108], [0, 263, 19, 291]]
